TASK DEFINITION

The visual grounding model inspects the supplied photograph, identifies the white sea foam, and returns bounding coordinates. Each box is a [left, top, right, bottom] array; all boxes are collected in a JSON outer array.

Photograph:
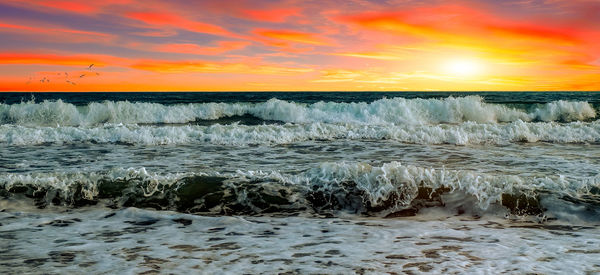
[[3, 209, 599, 274], [0, 96, 596, 126], [1, 120, 599, 146]]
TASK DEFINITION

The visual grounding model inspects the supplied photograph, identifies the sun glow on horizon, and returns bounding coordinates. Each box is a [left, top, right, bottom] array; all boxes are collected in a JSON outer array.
[[442, 58, 484, 77]]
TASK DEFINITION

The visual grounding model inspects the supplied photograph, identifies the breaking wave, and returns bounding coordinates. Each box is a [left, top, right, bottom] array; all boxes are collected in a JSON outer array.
[[1, 96, 596, 126], [2, 162, 599, 220], [1, 120, 599, 146]]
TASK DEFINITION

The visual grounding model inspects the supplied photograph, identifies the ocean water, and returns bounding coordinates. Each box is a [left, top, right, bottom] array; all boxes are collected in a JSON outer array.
[[1, 92, 599, 274]]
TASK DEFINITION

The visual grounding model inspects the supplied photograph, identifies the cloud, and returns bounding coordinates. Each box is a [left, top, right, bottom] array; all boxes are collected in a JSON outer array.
[[2, 0, 133, 15], [250, 29, 333, 52], [126, 12, 234, 37], [240, 8, 301, 22], [154, 41, 251, 55], [0, 20, 115, 43], [131, 59, 313, 75], [254, 29, 330, 46], [335, 4, 592, 45], [0, 53, 111, 66]]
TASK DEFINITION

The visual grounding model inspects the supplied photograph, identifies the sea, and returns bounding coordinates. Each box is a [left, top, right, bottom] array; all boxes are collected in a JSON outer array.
[[1, 91, 599, 274]]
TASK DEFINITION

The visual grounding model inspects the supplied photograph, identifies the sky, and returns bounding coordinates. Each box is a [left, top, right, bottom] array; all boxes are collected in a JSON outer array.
[[0, 0, 599, 91]]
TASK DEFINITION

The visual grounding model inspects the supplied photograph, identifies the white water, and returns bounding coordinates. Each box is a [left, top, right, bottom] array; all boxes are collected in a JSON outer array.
[[1, 119, 599, 145], [2, 162, 598, 219], [1, 97, 596, 126], [1, 208, 599, 274]]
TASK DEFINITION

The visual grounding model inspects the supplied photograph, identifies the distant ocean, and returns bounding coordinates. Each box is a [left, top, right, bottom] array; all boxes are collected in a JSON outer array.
[[1, 92, 599, 274]]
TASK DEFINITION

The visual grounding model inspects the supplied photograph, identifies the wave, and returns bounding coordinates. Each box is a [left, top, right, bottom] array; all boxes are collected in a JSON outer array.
[[1, 96, 596, 126], [1, 120, 599, 146], [1, 162, 599, 220]]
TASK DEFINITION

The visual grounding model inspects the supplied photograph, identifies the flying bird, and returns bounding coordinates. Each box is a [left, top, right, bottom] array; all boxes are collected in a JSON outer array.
[[88, 64, 94, 70], [79, 74, 85, 78]]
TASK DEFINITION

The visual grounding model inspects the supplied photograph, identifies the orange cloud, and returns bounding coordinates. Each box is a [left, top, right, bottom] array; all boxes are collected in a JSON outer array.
[[127, 12, 233, 37], [0, 53, 106, 66], [0, 52, 135, 72], [254, 29, 330, 46], [483, 24, 580, 45], [337, 4, 595, 46], [131, 59, 313, 75], [155, 41, 251, 55], [333, 45, 413, 61]]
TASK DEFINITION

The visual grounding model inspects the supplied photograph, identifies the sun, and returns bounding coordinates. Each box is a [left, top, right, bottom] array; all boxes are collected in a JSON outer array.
[[442, 59, 482, 77]]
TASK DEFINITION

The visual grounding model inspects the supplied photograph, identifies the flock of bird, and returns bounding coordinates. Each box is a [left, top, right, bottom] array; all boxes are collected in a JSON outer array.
[[27, 64, 98, 86]]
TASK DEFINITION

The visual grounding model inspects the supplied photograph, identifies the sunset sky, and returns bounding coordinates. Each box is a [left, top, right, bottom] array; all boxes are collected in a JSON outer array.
[[1, 0, 599, 91]]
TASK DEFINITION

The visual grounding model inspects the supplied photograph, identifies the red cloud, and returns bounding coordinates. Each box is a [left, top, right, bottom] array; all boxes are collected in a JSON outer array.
[[39, 1, 97, 13]]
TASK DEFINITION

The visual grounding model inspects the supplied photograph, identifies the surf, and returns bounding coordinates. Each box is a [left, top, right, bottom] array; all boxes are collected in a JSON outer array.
[[1, 96, 596, 127], [2, 162, 598, 222]]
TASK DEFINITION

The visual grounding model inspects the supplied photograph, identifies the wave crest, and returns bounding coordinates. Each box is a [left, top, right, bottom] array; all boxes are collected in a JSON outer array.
[[1, 120, 598, 146], [2, 163, 598, 219], [1, 96, 595, 126]]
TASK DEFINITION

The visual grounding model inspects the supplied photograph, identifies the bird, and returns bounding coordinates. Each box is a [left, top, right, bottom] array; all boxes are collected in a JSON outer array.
[[79, 74, 85, 78], [88, 64, 94, 70]]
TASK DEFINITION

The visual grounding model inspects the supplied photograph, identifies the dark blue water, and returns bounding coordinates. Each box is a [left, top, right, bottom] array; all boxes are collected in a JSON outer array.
[[2, 91, 599, 105]]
